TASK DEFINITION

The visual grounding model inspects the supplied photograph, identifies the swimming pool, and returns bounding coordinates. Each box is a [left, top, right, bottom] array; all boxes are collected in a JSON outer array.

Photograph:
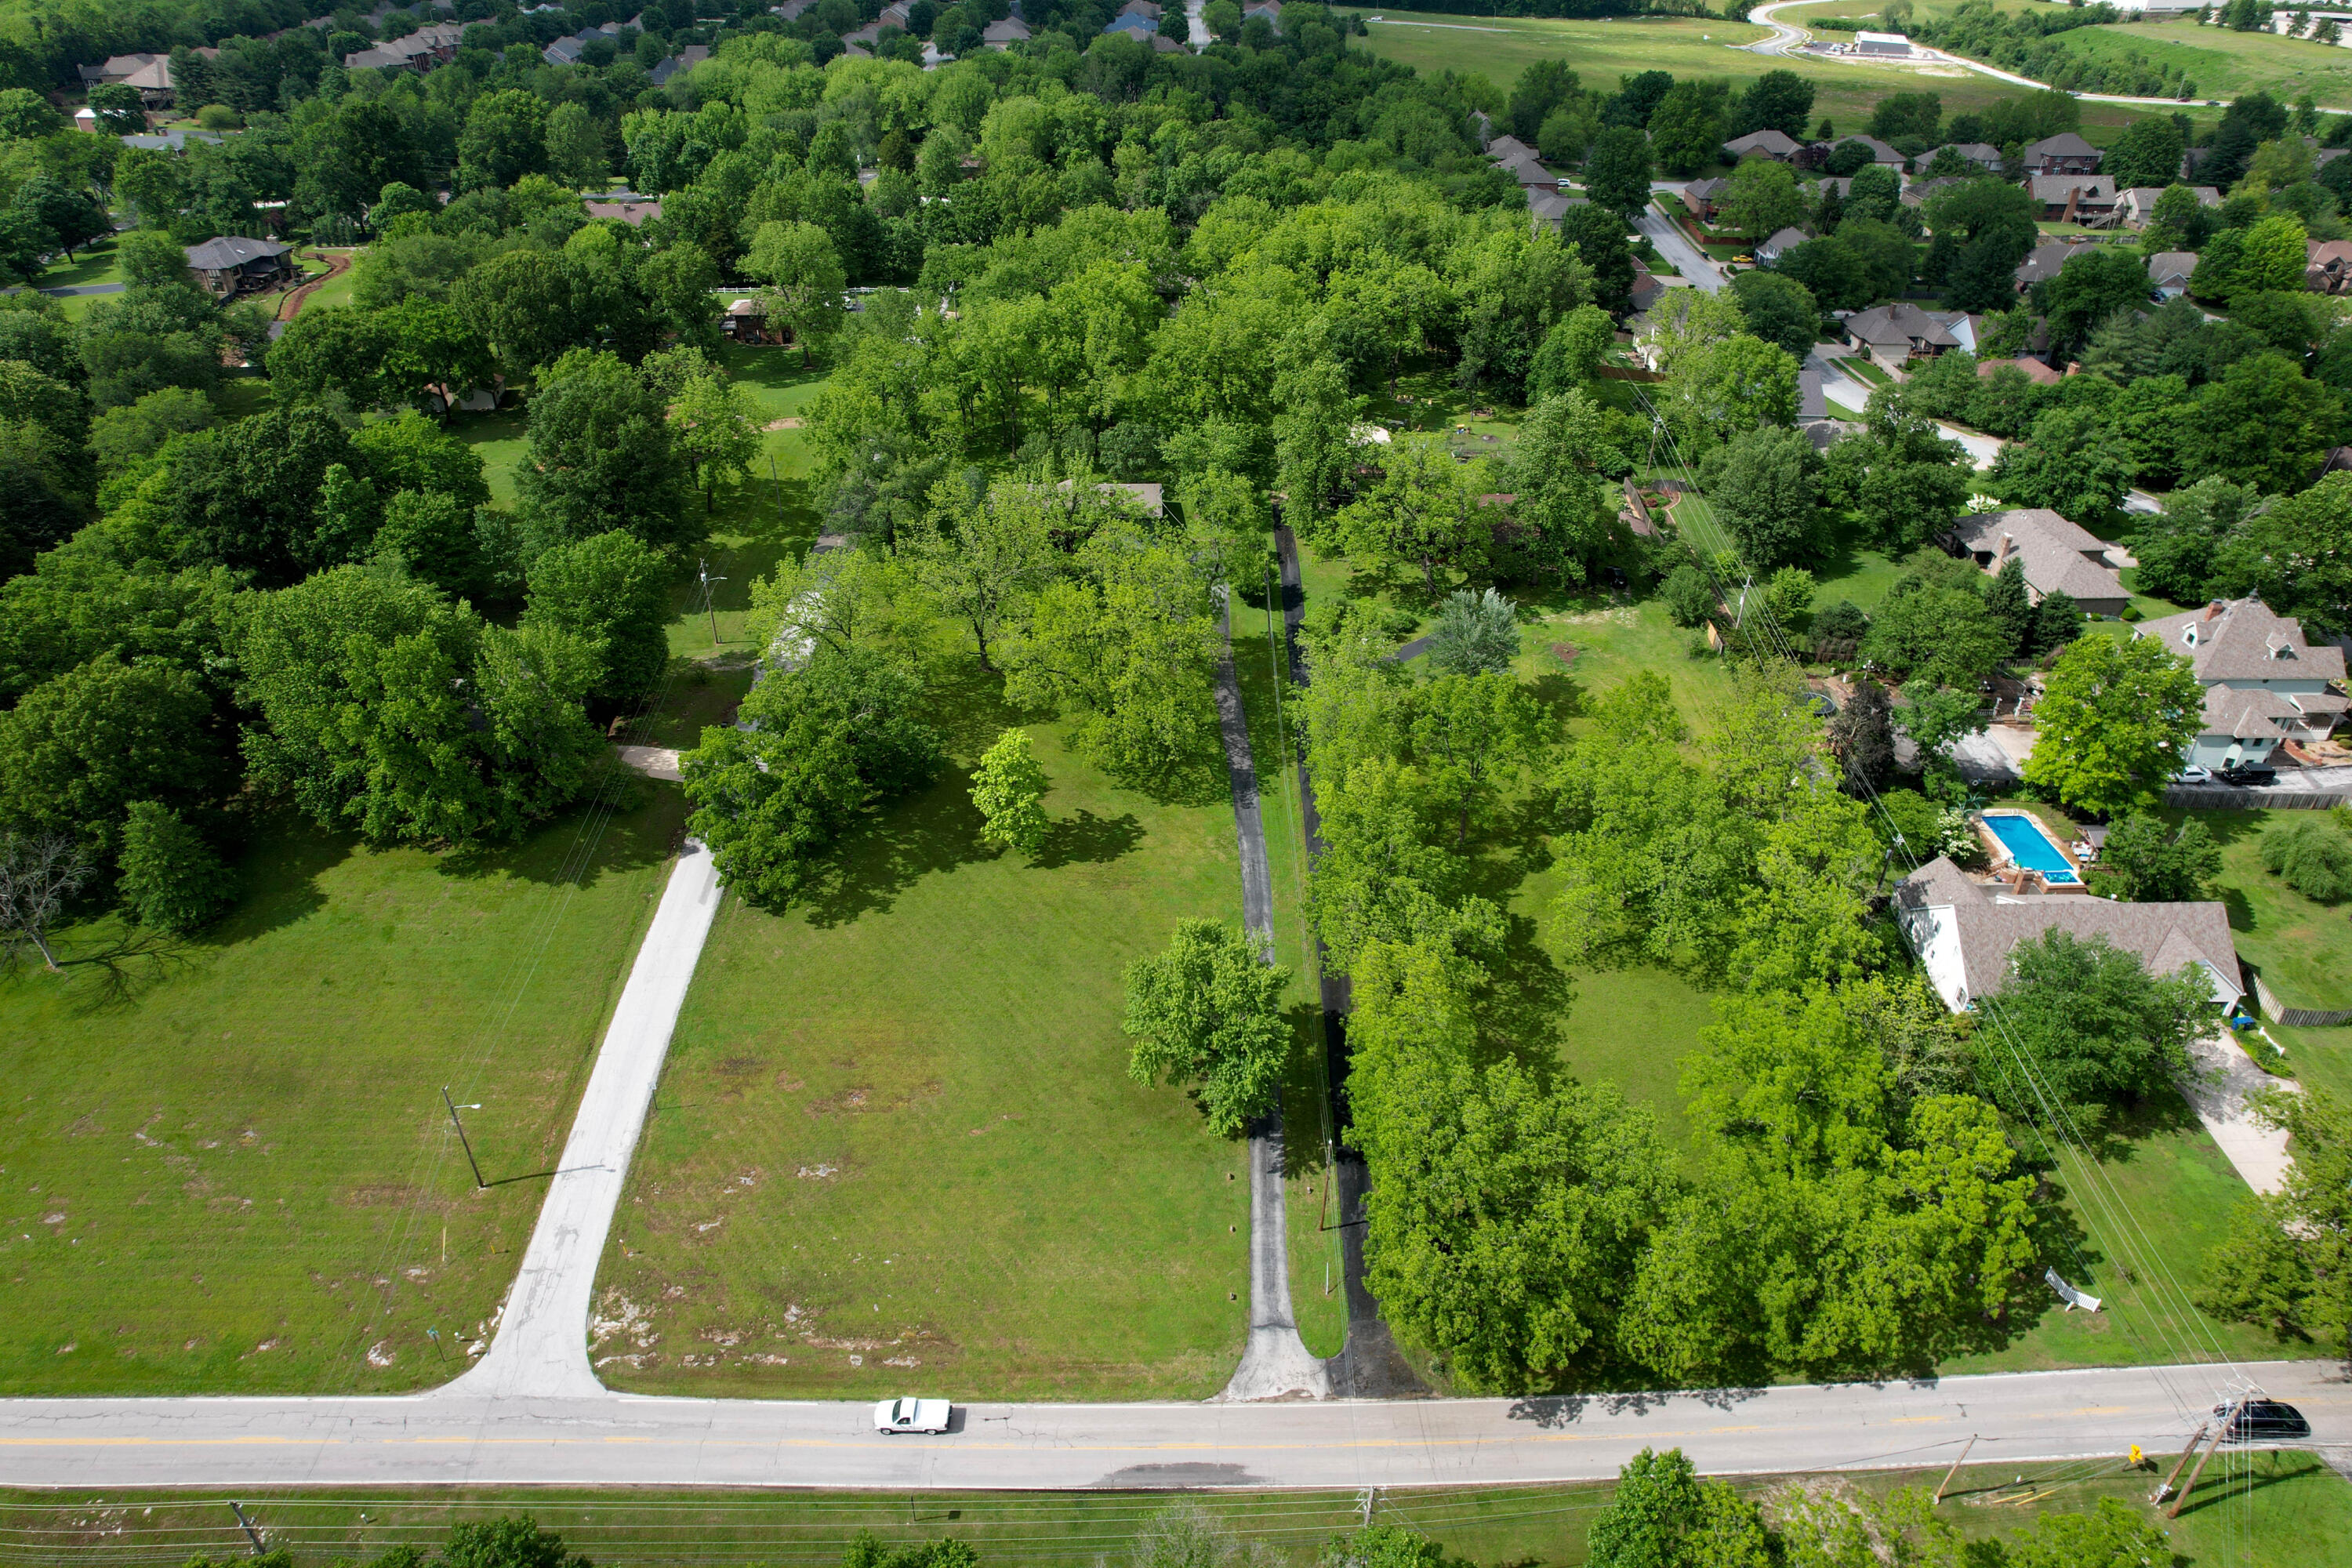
[[1984, 812, 2080, 885]]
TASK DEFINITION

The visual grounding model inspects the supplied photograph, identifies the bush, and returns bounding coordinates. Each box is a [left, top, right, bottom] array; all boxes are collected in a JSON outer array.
[[117, 801, 231, 935], [1661, 562, 1716, 629], [2262, 816, 2352, 902]]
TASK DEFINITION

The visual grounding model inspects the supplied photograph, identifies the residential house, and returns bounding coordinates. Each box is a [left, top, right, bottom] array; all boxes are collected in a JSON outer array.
[[982, 16, 1031, 45], [1483, 134, 1537, 164], [584, 193, 663, 224], [1104, 10, 1157, 38], [1526, 188, 1584, 232], [2308, 238, 2352, 294], [2029, 173, 2116, 223], [1896, 856, 2245, 1014], [1722, 128, 1802, 162], [1494, 150, 1559, 194], [1755, 225, 1808, 264], [78, 53, 176, 107], [2013, 237, 2100, 290], [1952, 507, 2130, 618], [2113, 184, 2220, 228], [1243, 0, 1281, 27], [1854, 30, 1912, 55], [347, 20, 466, 70], [541, 24, 624, 67], [840, 39, 873, 56], [1799, 173, 1855, 203], [1926, 141, 2002, 173], [1149, 33, 1185, 52], [183, 235, 295, 299], [1683, 176, 1730, 222], [1901, 175, 1965, 209], [843, 21, 884, 46], [2147, 249, 2198, 299], [879, 0, 913, 24], [1977, 355, 2063, 387], [1831, 134, 1903, 168], [771, 0, 818, 16], [647, 45, 709, 86], [1628, 267, 1669, 314], [2132, 598, 2350, 768], [1842, 301, 1966, 372], [2022, 132, 2102, 175]]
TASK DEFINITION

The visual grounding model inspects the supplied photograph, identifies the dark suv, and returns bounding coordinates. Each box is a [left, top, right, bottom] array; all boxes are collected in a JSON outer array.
[[2216, 1398, 2309, 1441], [2220, 763, 2278, 786]]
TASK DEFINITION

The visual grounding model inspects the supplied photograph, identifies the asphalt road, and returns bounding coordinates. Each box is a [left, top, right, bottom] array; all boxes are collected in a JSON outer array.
[[0, 1360, 2339, 1490], [1635, 199, 1726, 294]]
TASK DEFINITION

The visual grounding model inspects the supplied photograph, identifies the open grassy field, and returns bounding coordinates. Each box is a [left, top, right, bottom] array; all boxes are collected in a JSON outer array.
[[592, 673, 1255, 1401], [5, 1451, 2346, 1568], [2190, 808, 2352, 1018], [2036, 14, 2352, 107], [1342, 9, 2187, 141], [4, 1448, 2333, 1568], [0, 792, 684, 1396]]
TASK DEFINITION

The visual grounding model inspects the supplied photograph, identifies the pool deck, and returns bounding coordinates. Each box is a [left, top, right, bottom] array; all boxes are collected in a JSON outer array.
[[1976, 808, 2089, 891]]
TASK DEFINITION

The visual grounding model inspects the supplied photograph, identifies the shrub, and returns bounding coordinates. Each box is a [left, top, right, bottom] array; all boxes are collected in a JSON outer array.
[[117, 801, 231, 935], [1661, 563, 1716, 629], [2262, 816, 2352, 902]]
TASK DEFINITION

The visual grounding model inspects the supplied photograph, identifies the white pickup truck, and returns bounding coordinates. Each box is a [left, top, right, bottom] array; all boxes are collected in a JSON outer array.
[[873, 1396, 953, 1434]]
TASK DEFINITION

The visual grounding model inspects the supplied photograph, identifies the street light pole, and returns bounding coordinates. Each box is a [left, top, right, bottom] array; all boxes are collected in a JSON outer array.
[[699, 557, 727, 648], [441, 1086, 485, 1189]]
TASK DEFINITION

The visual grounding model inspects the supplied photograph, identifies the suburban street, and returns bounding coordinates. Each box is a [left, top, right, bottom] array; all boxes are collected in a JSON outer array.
[[0, 1360, 2340, 1490], [1638, 192, 1726, 294]]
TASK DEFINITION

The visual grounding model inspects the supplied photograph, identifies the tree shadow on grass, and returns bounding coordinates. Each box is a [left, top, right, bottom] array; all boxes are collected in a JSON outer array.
[[792, 771, 994, 929], [1277, 1001, 1334, 1181], [209, 818, 350, 944], [56, 926, 200, 1017], [437, 784, 679, 888], [1031, 809, 1144, 869]]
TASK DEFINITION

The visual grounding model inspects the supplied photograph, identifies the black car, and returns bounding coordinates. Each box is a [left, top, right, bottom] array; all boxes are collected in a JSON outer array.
[[2220, 763, 2278, 786], [2216, 1398, 2310, 1441]]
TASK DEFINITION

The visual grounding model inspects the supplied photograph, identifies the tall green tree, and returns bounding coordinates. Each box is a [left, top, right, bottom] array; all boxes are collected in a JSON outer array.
[[521, 531, 674, 706], [970, 727, 1050, 856], [1976, 928, 2211, 1131], [1701, 423, 1818, 569], [1585, 1450, 1772, 1568], [1122, 918, 1291, 1139], [2020, 633, 2204, 816], [517, 349, 694, 557], [1334, 436, 1493, 599]]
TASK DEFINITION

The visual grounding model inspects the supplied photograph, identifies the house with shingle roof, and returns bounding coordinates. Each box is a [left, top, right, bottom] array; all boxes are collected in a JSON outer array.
[[2114, 185, 2220, 228], [2132, 598, 2350, 768], [1842, 301, 1968, 372], [1831, 134, 1903, 167], [1683, 176, 1731, 222], [1896, 856, 2245, 1014], [1927, 141, 2002, 173], [2023, 132, 2102, 175], [1494, 149, 1559, 193], [1952, 507, 2129, 618], [2013, 237, 2100, 291], [2029, 173, 2116, 222], [183, 236, 295, 299], [1483, 134, 1537, 165], [1723, 128, 1801, 162], [2147, 250, 2198, 300], [1755, 225, 1809, 264]]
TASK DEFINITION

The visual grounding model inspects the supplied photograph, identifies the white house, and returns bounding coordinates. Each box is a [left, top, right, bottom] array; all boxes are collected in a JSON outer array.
[[1896, 857, 2246, 1015], [2132, 598, 2350, 769]]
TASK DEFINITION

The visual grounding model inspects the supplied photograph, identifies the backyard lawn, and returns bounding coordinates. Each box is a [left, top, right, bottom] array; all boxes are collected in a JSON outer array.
[[0, 791, 684, 1396], [593, 673, 1254, 1400]]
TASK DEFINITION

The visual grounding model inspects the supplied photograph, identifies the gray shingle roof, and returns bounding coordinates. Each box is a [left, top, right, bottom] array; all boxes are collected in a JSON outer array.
[[183, 236, 291, 270], [1954, 508, 2127, 606], [2133, 597, 2349, 684]]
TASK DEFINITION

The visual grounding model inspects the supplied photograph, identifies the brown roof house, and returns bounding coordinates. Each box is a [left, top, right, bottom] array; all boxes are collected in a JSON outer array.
[[183, 236, 294, 299], [1831, 134, 1904, 167], [1842, 302, 1968, 373], [2022, 132, 2102, 175], [1953, 507, 2129, 618], [1723, 128, 1802, 162], [1683, 176, 1730, 223], [1494, 149, 1559, 194], [982, 16, 1031, 45], [1484, 134, 1537, 164], [78, 53, 176, 107], [2029, 173, 2116, 223], [2132, 598, 2350, 769], [2307, 238, 2352, 295], [1896, 855, 2245, 1014]]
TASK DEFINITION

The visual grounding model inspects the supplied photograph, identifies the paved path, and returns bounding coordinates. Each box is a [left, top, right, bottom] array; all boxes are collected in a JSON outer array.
[[1186, 0, 1210, 47], [615, 743, 683, 781], [2182, 1033, 2301, 1197], [1209, 591, 1329, 1403], [446, 842, 723, 1400], [1637, 198, 1726, 294], [1, 1359, 2339, 1489], [1810, 354, 2000, 470]]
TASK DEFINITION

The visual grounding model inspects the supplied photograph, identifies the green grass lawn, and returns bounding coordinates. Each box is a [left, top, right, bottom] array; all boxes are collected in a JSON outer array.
[[593, 669, 1254, 1401], [0, 792, 684, 1396], [2041, 14, 2352, 107], [1842, 356, 1894, 387], [9, 1454, 2344, 1567], [1342, 8, 2187, 141], [299, 248, 361, 314]]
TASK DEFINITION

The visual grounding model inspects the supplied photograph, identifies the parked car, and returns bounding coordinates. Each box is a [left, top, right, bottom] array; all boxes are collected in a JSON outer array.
[[2216, 1398, 2309, 1441], [2176, 765, 2212, 784], [873, 1397, 953, 1434], [2220, 763, 2278, 786]]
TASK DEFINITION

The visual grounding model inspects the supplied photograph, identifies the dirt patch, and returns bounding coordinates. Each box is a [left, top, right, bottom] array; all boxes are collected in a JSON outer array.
[[764, 416, 804, 430], [1549, 643, 1577, 664], [807, 1081, 940, 1117], [343, 1184, 419, 1206]]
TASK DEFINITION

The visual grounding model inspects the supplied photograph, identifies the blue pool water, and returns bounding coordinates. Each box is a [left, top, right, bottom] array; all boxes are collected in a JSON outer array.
[[1984, 813, 2079, 884]]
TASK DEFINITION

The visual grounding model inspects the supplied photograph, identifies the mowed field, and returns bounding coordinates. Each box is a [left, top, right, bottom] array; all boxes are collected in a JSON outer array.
[[593, 680, 1256, 1401], [5, 1453, 2349, 1568], [0, 794, 684, 1396], [1342, 9, 2184, 140]]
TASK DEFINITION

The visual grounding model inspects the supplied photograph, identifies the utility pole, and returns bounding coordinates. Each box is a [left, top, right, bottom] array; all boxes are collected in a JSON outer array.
[[1933, 1435, 1978, 1504], [442, 1086, 485, 1190], [699, 557, 727, 648], [1357, 1486, 1377, 1527], [228, 1503, 265, 1558], [2165, 1396, 2252, 1518]]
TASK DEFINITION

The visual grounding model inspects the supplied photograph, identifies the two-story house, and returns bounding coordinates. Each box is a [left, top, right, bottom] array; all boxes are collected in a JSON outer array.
[[2132, 598, 2350, 769], [2021, 132, 2103, 175]]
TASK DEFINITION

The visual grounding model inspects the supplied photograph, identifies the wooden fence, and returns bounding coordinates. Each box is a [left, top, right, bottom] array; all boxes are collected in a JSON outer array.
[[2164, 786, 2350, 810], [2249, 969, 2352, 1029]]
